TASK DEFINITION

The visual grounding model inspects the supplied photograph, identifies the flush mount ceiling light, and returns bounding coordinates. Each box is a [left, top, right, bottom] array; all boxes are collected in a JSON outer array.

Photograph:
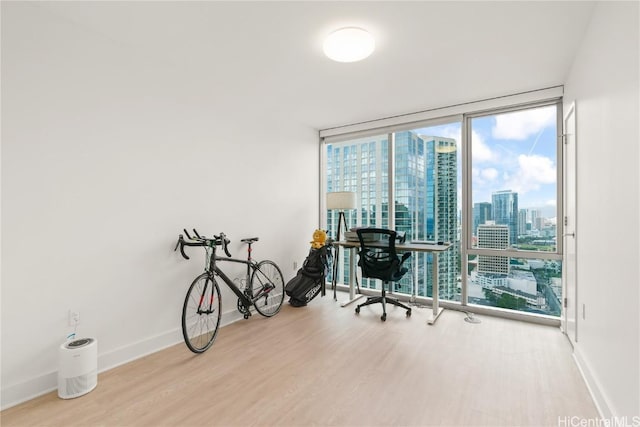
[[323, 27, 375, 63]]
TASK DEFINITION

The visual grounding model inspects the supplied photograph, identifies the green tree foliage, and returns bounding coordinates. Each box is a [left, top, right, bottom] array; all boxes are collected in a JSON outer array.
[[496, 293, 527, 310]]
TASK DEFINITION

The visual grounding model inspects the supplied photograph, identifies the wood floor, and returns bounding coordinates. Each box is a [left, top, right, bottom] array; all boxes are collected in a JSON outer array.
[[2, 293, 599, 426]]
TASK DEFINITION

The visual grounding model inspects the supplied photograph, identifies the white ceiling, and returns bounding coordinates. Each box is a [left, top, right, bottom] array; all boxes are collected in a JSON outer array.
[[33, 1, 596, 130]]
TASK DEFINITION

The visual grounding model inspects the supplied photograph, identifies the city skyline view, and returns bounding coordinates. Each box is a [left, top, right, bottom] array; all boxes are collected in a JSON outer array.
[[324, 102, 562, 316], [415, 104, 558, 218]]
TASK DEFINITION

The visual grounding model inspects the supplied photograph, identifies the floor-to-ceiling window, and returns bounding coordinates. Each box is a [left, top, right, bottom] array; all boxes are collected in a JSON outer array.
[[393, 123, 461, 302], [467, 103, 563, 316], [321, 93, 563, 319], [326, 134, 389, 289]]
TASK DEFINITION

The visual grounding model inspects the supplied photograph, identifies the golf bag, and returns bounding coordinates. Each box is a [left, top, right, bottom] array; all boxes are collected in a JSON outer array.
[[285, 244, 332, 307]]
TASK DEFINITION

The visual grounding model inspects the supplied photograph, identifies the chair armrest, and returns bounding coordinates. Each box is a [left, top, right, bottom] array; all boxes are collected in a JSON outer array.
[[400, 252, 411, 267]]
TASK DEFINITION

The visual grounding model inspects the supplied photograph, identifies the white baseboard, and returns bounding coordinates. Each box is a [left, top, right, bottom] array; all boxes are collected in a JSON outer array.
[[573, 347, 614, 419], [0, 371, 59, 412], [1, 308, 243, 411]]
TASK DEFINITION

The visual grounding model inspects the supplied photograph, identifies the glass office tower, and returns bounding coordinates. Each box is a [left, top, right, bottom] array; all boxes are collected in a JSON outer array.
[[473, 202, 492, 237], [394, 132, 458, 300], [326, 131, 457, 301], [326, 136, 389, 288], [491, 190, 518, 247]]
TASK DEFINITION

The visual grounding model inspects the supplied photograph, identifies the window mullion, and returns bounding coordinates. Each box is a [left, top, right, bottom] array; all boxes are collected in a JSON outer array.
[[388, 132, 395, 227], [461, 115, 471, 306]]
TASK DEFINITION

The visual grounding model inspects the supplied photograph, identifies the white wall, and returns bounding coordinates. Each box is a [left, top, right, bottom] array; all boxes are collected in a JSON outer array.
[[563, 1, 639, 418], [1, 4, 318, 408]]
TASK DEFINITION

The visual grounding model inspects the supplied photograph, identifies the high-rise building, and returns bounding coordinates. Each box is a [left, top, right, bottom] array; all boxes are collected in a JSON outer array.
[[325, 136, 389, 287], [473, 202, 492, 236], [492, 190, 518, 246], [518, 209, 528, 237], [530, 209, 541, 231], [423, 135, 458, 300], [394, 132, 458, 300], [477, 222, 509, 275]]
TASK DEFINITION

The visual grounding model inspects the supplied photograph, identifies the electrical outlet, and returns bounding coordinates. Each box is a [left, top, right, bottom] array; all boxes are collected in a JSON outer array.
[[233, 277, 245, 290], [68, 310, 80, 326]]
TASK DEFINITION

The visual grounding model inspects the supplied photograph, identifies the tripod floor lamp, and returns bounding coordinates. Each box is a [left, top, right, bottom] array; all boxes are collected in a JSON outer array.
[[326, 191, 357, 300]]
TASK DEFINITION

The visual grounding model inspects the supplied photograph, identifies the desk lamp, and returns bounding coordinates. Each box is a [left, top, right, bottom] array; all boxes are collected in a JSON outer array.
[[326, 191, 357, 300]]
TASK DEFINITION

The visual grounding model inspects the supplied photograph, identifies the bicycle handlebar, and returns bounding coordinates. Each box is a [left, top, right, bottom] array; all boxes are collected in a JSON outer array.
[[174, 229, 232, 260], [220, 233, 232, 258]]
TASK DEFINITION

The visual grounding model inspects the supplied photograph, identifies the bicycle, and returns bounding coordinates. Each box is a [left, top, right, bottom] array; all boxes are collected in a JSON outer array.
[[175, 229, 285, 353]]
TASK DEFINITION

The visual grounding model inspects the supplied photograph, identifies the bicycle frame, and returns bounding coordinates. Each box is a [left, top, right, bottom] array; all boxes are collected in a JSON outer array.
[[205, 245, 269, 311], [177, 230, 284, 353]]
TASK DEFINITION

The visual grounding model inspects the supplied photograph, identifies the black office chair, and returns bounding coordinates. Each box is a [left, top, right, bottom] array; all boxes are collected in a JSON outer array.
[[355, 228, 412, 321]]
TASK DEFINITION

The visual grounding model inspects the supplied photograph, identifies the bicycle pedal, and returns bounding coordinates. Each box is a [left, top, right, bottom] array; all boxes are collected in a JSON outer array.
[[237, 298, 250, 315]]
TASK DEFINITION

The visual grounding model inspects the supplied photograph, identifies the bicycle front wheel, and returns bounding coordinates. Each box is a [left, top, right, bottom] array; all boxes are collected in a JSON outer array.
[[251, 260, 285, 317], [182, 273, 221, 353]]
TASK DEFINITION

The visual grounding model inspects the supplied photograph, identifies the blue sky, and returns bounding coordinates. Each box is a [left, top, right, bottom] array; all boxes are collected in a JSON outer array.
[[417, 105, 558, 218]]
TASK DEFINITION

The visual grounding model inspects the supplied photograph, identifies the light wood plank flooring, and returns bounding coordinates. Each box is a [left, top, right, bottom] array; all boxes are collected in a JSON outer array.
[[1, 293, 598, 426]]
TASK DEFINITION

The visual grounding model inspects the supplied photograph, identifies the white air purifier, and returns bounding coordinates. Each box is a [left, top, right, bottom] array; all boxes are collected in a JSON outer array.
[[57, 337, 98, 399]]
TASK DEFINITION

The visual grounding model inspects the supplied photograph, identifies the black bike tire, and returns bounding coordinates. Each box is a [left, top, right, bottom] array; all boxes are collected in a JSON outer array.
[[251, 260, 285, 317], [182, 273, 222, 353]]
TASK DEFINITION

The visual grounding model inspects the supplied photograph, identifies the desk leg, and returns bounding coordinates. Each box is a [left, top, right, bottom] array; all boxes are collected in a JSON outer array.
[[427, 252, 444, 325], [340, 246, 364, 307]]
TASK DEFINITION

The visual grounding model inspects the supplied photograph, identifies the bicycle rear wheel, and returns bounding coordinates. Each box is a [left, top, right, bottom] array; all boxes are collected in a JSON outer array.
[[251, 260, 285, 317], [182, 273, 221, 353]]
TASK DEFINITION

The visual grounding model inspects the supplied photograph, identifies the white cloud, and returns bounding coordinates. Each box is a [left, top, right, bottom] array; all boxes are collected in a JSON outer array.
[[505, 154, 556, 194], [471, 130, 496, 163], [480, 168, 498, 181], [545, 199, 556, 206], [471, 167, 499, 197], [492, 106, 555, 140], [435, 125, 461, 142]]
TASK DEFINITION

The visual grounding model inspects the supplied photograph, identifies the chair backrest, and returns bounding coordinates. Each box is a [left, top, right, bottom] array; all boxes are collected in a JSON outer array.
[[356, 228, 403, 282]]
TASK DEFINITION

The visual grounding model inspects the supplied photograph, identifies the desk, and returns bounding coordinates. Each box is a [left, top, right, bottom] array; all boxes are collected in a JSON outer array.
[[333, 240, 452, 325]]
